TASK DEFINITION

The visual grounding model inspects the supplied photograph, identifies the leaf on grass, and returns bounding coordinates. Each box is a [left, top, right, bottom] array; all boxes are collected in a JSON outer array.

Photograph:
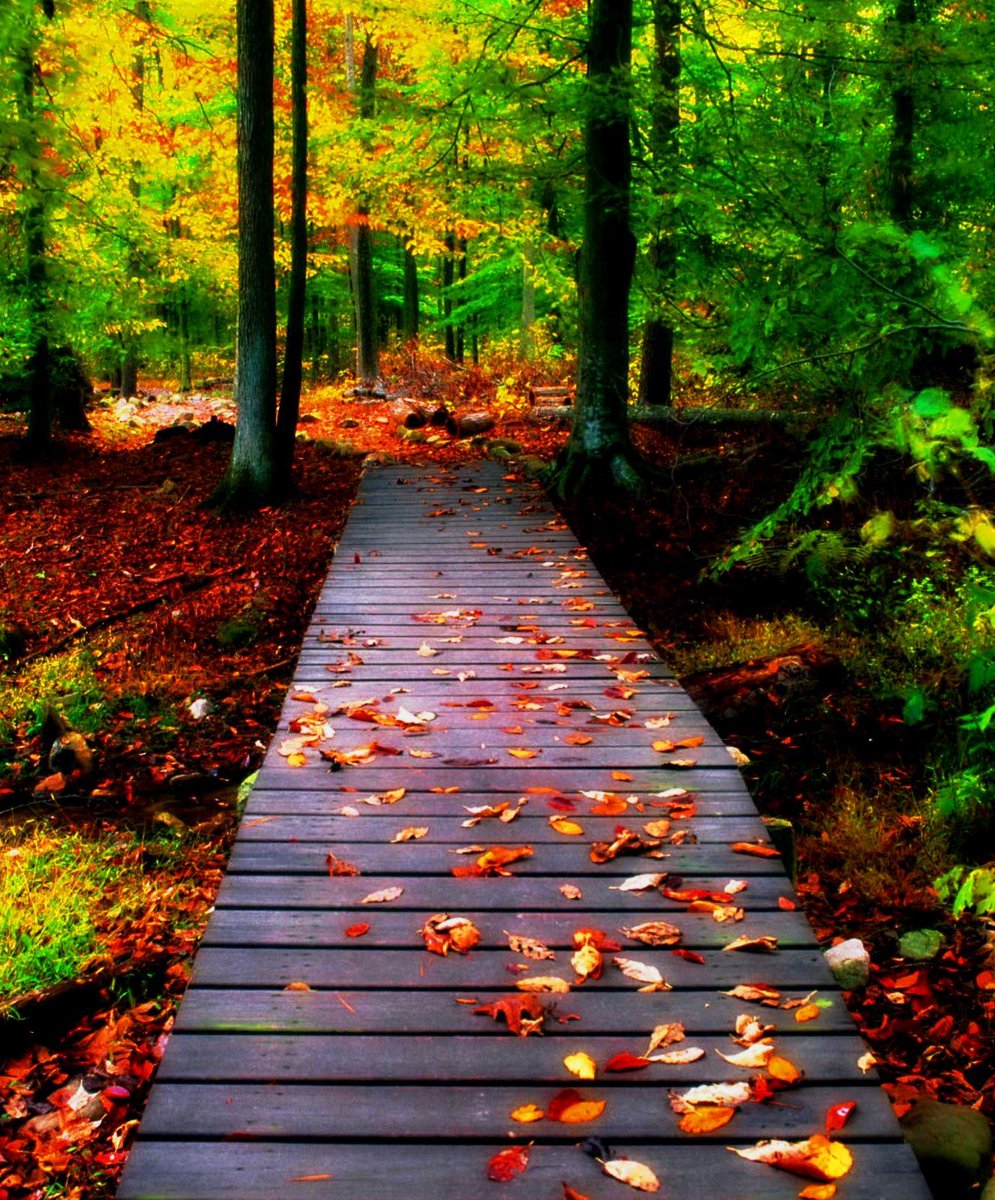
[[599, 1158, 660, 1192], [505, 931, 555, 960], [716, 1041, 775, 1068], [421, 912, 481, 956], [549, 816, 585, 836], [510, 1103, 545, 1123], [679, 1106, 737, 1134], [487, 1144, 531, 1182], [344, 922, 369, 938], [621, 920, 681, 945], [729, 1134, 853, 1182], [605, 1052, 651, 1072], [731, 842, 780, 858], [474, 994, 549, 1036], [547, 1088, 607, 1124], [391, 826, 429, 843], [612, 956, 671, 992], [517, 975, 571, 993], [723, 935, 779, 954], [359, 886, 403, 904], [563, 1051, 597, 1080]]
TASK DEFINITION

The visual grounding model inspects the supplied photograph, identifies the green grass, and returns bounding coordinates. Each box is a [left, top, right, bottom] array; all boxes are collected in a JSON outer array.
[[0, 824, 187, 1006]]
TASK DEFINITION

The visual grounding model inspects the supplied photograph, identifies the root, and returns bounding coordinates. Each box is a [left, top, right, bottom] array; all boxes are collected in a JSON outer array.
[[544, 441, 670, 507]]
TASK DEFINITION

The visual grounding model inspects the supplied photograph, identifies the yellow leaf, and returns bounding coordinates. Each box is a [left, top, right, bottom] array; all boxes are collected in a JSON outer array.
[[510, 1103, 545, 1123], [549, 816, 585, 836], [287, 752, 308, 767], [508, 748, 540, 758], [563, 1051, 597, 1080], [679, 1106, 737, 1134]]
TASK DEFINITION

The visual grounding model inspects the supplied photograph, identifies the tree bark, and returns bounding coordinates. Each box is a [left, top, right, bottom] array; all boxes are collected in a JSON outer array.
[[213, 0, 281, 508], [442, 232, 457, 361], [638, 0, 680, 408], [549, 0, 648, 500], [276, 0, 308, 472], [402, 243, 419, 342], [888, 0, 916, 229], [347, 26, 379, 383]]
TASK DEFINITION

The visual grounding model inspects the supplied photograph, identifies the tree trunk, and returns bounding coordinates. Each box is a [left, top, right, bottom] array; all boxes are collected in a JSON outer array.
[[213, 0, 281, 508], [442, 232, 457, 361], [347, 26, 378, 383], [888, 0, 916, 229], [549, 0, 646, 500], [403, 243, 419, 342], [455, 236, 467, 364], [520, 238, 537, 360], [276, 0, 308, 472], [638, 0, 680, 408]]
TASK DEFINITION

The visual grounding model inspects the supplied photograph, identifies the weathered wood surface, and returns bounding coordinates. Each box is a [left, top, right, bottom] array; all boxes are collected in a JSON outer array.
[[117, 463, 929, 1200]]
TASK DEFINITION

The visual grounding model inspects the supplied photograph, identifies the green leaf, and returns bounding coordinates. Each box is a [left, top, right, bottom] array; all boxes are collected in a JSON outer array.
[[912, 388, 951, 419]]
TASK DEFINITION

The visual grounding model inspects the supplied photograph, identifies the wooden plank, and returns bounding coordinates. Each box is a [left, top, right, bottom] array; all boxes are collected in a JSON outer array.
[[200, 907, 820, 949], [155, 1031, 877, 1083], [225, 841, 781, 876], [213, 873, 798, 910], [134, 1080, 900, 1141], [116, 1139, 933, 1200], [173, 986, 856, 1036], [188, 946, 837, 991]]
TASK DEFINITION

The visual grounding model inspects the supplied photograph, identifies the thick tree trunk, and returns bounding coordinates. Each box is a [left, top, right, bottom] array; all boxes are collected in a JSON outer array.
[[638, 0, 680, 408], [442, 232, 457, 361], [214, 0, 280, 508], [276, 0, 308, 473], [403, 244, 419, 342], [549, 0, 647, 500], [347, 28, 378, 383]]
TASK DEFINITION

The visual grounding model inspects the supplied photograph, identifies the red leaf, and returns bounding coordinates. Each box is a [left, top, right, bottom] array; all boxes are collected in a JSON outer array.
[[604, 1052, 652, 1072], [487, 1144, 531, 1182], [671, 948, 706, 965], [825, 1100, 858, 1133], [344, 923, 370, 938]]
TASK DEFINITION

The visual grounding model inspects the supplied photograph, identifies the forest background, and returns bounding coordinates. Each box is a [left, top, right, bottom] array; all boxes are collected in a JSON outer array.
[[2, 0, 995, 1196]]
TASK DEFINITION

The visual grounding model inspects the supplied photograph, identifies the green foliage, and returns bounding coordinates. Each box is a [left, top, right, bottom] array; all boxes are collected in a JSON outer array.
[[934, 864, 995, 918], [215, 605, 263, 649]]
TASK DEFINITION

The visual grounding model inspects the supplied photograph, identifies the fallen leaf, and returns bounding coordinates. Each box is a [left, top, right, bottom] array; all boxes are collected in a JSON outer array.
[[571, 941, 603, 983], [611, 874, 666, 894], [605, 1052, 651, 1072], [508, 748, 540, 759], [599, 1158, 660, 1192], [359, 886, 404, 904], [645, 1022, 685, 1054], [799, 1186, 837, 1200], [716, 1041, 775, 1068], [565, 733, 593, 745], [344, 923, 370, 938], [563, 1051, 597, 1080], [671, 1081, 752, 1114], [287, 752, 308, 768], [391, 826, 429, 843], [729, 1134, 853, 1182], [416, 642, 439, 657], [731, 842, 781, 858], [825, 1100, 857, 1133], [778, 895, 798, 911], [562, 1185, 593, 1200], [652, 736, 705, 752], [284, 980, 311, 991], [590, 827, 661, 864], [643, 818, 672, 838], [431, 785, 460, 794], [795, 1004, 821, 1023], [723, 935, 780, 954], [612, 956, 671, 992], [857, 1051, 878, 1073], [768, 1055, 804, 1085], [517, 976, 572, 993], [505, 931, 555, 960], [612, 771, 634, 781], [510, 1103, 545, 1123], [487, 1144, 531, 1182], [648, 1046, 706, 1064], [621, 920, 682, 945], [421, 912, 481, 955], [679, 1106, 737, 1134], [326, 852, 361, 877], [474, 994, 549, 1036], [549, 816, 585, 836], [547, 1088, 607, 1123], [723, 984, 782, 1004], [734, 1014, 776, 1045], [560, 884, 583, 900]]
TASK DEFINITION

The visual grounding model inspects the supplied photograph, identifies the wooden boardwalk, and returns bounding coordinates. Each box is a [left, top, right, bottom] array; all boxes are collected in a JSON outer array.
[[117, 463, 930, 1200]]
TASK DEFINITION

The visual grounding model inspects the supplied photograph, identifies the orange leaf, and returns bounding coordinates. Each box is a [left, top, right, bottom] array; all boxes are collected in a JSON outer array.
[[565, 733, 593, 745], [612, 771, 634, 781], [549, 816, 585, 836], [778, 895, 798, 911], [731, 842, 781, 858], [344, 923, 370, 938], [562, 1185, 593, 1200], [431, 785, 460, 794], [678, 1106, 737, 1134], [652, 736, 705, 752], [730, 1134, 853, 1181], [799, 1187, 837, 1200], [510, 1103, 545, 1123], [794, 1004, 821, 1023], [547, 1088, 607, 1123], [767, 1056, 804, 1085]]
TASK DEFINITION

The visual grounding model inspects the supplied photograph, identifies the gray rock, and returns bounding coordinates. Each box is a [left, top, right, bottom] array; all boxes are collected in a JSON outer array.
[[898, 929, 944, 961], [823, 937, 870, 989], [901, 1099, 992, 1197], [188, 697, 213, 721]]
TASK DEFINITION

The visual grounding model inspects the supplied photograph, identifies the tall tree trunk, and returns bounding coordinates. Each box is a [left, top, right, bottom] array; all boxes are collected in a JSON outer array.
[[455, 236, 467, 364], [403, 243, 419, 342], [347, 24, 378, 383], [889, 0, 916, 229], [638, 0, 680, 408], [520, 238, 537, 360], [21, 3, 53, 454], [550, 0, 645, 499], [276, 0, 308, 471], [442, 232, 456, 361], [214, 0, 280, 507]]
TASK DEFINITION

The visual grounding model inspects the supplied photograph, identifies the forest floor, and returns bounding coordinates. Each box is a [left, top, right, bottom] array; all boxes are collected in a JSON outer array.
[[0, 356, 992, 1199]]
